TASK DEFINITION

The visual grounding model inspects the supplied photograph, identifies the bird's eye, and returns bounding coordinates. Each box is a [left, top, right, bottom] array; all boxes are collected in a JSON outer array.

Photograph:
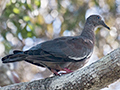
[[97, 16, 100, 19]]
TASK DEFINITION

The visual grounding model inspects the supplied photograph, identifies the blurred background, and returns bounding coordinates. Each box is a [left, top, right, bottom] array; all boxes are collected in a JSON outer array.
[[0, 0, 120, 90]]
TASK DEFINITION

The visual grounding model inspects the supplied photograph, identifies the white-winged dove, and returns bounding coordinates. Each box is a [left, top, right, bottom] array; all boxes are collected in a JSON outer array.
[[2, 15, 110, 75]]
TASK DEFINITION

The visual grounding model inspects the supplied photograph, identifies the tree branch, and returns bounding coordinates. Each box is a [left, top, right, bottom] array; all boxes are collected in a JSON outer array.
[[1, 48, 120, 90]]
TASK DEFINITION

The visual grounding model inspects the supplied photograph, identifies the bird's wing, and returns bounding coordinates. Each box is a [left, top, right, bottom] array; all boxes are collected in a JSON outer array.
[[25, 36, 93, 62]]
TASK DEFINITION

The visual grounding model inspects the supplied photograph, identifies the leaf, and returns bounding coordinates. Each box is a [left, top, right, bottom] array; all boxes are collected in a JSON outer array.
[[35, 0, 41, 8], [13, 8, 20, 14], [23, 16, 30, 22]]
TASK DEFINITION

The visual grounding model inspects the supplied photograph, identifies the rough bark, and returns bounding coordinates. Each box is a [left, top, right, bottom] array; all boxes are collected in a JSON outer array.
[[1, 48, 120, 90]]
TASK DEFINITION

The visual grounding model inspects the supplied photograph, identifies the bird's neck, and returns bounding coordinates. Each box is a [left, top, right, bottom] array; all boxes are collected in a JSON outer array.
[[80, 22, 95, 43]]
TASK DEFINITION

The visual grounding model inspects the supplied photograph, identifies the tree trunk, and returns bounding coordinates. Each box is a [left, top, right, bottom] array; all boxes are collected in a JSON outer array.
[[1, 48, 120, 90]]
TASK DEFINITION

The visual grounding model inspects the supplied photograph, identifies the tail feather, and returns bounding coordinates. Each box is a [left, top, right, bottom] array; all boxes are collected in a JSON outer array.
[[13, 50, 23, 54], [2, 51, 26, 63]]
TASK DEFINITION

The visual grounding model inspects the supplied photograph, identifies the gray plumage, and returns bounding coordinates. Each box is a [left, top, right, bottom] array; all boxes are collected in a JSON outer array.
[[2, 15, 110, 75]]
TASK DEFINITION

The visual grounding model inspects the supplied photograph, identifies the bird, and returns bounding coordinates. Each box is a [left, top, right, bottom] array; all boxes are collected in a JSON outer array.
[[2, 15, 110, 75]]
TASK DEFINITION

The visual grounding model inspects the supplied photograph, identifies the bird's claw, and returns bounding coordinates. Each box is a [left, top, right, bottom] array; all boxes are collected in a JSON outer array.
[[56, 68, 73, 76]]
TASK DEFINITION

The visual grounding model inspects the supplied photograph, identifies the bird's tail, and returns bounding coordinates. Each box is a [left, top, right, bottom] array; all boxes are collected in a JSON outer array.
[[2, 50, 26, 63]]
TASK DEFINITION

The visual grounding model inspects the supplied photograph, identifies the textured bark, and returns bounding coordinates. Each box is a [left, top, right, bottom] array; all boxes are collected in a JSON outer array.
[[1, 48, 120, 90]]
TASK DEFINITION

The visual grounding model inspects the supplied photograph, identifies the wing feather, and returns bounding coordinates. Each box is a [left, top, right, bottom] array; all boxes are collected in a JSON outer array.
[[25, 36, 94, 62]]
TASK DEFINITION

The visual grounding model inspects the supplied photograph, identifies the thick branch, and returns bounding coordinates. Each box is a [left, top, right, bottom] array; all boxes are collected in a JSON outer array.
[[1, 48, 120, 90]]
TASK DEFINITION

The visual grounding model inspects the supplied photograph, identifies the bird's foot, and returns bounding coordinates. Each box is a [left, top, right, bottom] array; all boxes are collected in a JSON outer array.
[[51, 68, 73, 76], [57, 68, 73, 76]]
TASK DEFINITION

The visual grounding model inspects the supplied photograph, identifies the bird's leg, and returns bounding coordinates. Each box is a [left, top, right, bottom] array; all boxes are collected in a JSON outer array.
[[50, 69, 67, 76], [50, 69, 60, 75], [57, 68, 73, 75], [63, 68, 73, 73], [50, 65, 73, 76], [54, 65, 73, 75], [51, 68, 73, 76]]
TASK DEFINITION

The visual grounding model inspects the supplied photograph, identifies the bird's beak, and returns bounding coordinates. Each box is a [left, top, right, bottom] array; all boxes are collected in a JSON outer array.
[[100, 20, 110, 30]]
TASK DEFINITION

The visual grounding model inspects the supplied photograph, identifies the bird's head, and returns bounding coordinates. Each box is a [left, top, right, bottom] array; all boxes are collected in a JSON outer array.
[[87, 15, 110, 30]]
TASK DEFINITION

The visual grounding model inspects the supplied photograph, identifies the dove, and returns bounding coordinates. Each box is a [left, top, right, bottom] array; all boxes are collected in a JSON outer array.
[[2, 15, 110, 75]]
